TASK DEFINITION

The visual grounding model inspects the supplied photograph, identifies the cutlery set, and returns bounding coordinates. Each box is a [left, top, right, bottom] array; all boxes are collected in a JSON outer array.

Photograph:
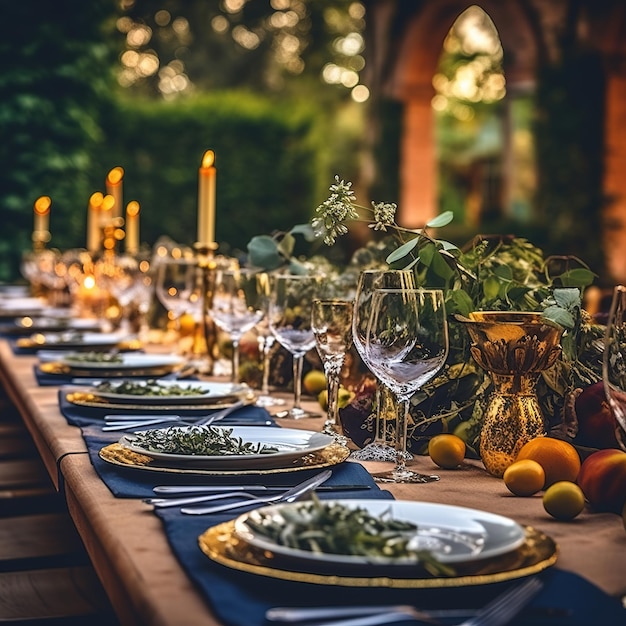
[[265, 577, 544, 626]]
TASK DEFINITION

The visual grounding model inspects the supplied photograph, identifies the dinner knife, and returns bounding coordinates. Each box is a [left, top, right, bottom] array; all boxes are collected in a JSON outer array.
[[146, 484, 370, 508], [152, 484, 371, 494], [180, 469, 332, 515]]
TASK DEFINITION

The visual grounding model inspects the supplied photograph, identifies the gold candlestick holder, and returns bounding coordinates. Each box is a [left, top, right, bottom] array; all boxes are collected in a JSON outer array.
[[193, 242, 220, 375]]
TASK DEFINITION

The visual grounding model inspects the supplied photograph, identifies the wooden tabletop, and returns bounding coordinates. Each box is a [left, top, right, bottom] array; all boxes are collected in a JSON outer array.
[[1, 339, 625, 626]]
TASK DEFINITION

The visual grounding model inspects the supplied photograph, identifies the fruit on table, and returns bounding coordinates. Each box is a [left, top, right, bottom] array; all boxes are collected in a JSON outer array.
[[577, 448, 626, 513], [543, 481, 586, 520], [428, 434, 466, 469], [516, 436, 581, 488], [503, 459, 545, 496], [303, 370, 326, 395], [317, 387, 355, 412], [574, 382, 621, 449]]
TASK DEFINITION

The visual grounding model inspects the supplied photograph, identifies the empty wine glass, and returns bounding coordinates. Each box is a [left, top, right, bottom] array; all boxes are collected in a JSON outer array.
[[211, 267, 264, 384], [351, 268, 417, 461], [602, 284, 626, 450], [154, 256, 198, 333], [364, 288, 448, 483], [311, 299, 353, 438], [269, 273, 323, 419], [254, 272, 285, 407]]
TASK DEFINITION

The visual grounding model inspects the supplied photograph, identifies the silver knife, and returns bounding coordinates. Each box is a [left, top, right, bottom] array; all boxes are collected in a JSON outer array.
[[180, 469, 332, 515], [152, 484, 371, 494], [146, 484, 370, 508]]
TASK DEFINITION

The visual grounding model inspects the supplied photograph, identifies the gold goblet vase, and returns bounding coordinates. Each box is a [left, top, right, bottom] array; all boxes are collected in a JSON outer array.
[[459, 312, 563, 477]]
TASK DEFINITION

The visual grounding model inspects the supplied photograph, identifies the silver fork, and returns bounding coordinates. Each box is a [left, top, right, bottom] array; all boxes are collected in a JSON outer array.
[[102, 398, 249, 431], [265, 577, 543, 626]]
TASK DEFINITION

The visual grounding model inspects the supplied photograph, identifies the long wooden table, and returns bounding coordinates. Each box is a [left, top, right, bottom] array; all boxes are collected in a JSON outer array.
[[1, 339, 625, 625]]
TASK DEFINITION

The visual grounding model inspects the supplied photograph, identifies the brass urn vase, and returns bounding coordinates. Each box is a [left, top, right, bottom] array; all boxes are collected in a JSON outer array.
[[458, 312, 564, 477]]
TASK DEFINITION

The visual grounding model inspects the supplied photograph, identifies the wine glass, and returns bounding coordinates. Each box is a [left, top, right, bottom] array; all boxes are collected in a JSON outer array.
[[254, 272, 285, 407], [602, 284, 626, 450], [351, 268, 417, 461], [364, 288, 448, 483], [269, 273, 323, 419], [311, 299, 353, 438], [154, 256, 198, 336], [210, 267, 264, 384]]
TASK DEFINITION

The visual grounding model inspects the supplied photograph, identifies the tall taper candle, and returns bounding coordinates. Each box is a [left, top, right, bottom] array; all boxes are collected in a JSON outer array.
[[125, 201, 140, 255], [106, 166, 124, 219], [33, 196, 51, 234], [197, 150, 216, 246], [87, 192, 104, 253]]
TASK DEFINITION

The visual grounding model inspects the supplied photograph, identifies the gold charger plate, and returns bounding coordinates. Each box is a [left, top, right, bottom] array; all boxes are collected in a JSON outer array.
[[41, 362, 176, 378], [64, 391, 244, 412], [17, 337, 142, 351], [198, 523, 556, 588], [99, 441, 351, 476]]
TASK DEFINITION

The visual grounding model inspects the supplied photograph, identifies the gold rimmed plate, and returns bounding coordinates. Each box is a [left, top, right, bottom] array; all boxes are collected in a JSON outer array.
[[18, 333, 141, 351], [198, 522, 557, 588], [119, 427, 335, 469], [64, 390, 245, 412], [98, 441, 351, 476]]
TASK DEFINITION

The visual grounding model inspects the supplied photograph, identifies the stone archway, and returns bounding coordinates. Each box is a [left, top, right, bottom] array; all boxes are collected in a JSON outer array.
[[363, 0, 626, 283]]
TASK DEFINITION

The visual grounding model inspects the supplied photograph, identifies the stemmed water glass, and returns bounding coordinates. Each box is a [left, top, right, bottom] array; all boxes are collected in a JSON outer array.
[[311, 299, 353, 438], [253, 272, 285, 407], [269, 273, 322, 419], [351, 268, 417, 461], [154, 256, 198, 339], [364, 287, 448, 483], [210, 267, 265, 384], [602, 284, 626, 450]]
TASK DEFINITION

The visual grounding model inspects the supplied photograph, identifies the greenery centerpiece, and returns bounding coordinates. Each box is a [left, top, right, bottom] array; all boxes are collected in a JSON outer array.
[[247, 177, 604, 455]]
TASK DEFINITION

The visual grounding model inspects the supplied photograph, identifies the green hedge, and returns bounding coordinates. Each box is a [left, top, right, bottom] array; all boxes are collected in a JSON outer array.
[[91, 92, 322, 256]]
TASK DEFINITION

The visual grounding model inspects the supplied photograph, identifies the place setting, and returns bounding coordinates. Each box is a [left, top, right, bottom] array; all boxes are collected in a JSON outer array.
[[12, 328, 142, 354], [34, 350, 186, 385]]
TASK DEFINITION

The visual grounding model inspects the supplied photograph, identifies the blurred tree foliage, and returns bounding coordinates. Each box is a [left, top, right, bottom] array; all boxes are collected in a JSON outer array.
[[0, 0, 119, 281]]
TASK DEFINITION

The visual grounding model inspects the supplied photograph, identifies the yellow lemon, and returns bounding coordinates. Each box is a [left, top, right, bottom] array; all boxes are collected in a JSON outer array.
[[428, 434, 466, 469], [503, 459, 545, 497], [543, 481, 585, 520], [318, 387, 355, 411], [303, 370, 326, 395]]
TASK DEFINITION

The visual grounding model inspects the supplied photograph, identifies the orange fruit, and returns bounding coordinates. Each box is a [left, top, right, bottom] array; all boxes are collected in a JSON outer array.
[[516, 437, 581, 488], [428, 434, 466, 469], [503, 459, 545, 496], [543, 481, 585, 520]]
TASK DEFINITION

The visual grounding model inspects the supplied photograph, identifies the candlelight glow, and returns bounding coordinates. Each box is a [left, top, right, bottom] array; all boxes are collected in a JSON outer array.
[[202, 150, 215, 168], [126, 200, 140, 218], [106, 167, 124, 185], [34, 196, 51, 216]]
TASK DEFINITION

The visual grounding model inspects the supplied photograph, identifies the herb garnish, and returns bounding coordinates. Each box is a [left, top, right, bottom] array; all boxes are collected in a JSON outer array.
[[129, 425, 279, 456], [66, 351, 124, 363], [246, 495, 455, 576], [94, 380, 209, 397]]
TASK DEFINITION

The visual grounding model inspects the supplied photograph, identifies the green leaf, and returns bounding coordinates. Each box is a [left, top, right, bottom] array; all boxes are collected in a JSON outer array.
[[247, 235, 284, 270], [552, 288, 581, 310], [494, 265, 513, 281], [483, 275, 501, 301], [426, 211, 454, 228], [436, 239, 460, 253], [290, 223, 316, 242], [447, 289, 474, 317], [418, 242, 436, 267], [542, 305, 575, 329], [386, 237, 419, 264], [556, 268, 595, 288], [431, 249, 455, 281]]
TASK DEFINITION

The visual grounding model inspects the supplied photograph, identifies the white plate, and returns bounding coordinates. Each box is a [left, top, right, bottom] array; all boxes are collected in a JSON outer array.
[[234, 500, 526, 566], [90, 380, 249, 404], [15, 316, 103, 332], [119, 426, 334, 469], [26, 331, 134, 349], [59, 353, 185, 371]]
